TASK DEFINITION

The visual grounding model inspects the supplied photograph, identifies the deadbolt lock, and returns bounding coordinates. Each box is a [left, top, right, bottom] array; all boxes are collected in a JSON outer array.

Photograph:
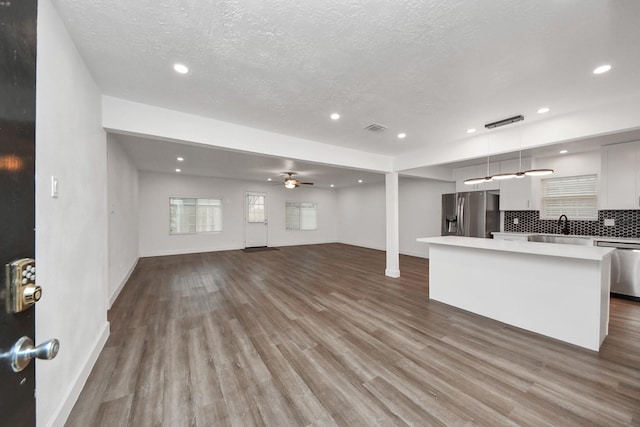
[[5, 258, 41, 314]]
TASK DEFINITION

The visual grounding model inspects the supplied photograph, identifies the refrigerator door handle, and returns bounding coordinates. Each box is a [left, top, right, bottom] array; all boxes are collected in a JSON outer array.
[[457, 196, 464, 236]]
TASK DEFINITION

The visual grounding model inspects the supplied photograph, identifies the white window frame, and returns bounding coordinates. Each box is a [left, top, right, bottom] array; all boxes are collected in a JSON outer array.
[[540, 174, 598, 220], [246, 193, 267, 223], [169, 197, 223, 234], [286, 201, 318, 231]]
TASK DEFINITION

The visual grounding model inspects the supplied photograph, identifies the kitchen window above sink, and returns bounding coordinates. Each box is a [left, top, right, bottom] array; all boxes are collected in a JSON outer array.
[[540, 174, 598, 220]]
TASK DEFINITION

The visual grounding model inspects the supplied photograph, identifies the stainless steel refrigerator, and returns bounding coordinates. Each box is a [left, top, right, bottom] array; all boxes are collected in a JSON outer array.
[[441, 191, 500, 238]]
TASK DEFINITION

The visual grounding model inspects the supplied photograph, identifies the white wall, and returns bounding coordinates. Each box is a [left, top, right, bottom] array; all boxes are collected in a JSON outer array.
[[107, 135, 139, 306], [399, 178, 455, 257], [337, 178, 454, 257], [337, 182, 387, 251], [35, 1, 109, 426], [138, 172, 339, 257]]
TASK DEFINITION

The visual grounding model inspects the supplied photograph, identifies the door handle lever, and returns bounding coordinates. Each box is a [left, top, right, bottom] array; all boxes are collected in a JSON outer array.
[[1, 336, 60, 372]]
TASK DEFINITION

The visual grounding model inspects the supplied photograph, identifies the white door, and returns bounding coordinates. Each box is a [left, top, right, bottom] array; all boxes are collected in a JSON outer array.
[[245, 192, 268, 248]]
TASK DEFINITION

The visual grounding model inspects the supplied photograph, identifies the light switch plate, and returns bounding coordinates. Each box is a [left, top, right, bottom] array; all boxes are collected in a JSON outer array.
[[51, 176, 58, 198], [604, 218, 615, 226]]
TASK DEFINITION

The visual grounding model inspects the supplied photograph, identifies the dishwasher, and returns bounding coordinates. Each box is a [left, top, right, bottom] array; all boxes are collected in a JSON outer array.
[[596, 241, 640, 299]]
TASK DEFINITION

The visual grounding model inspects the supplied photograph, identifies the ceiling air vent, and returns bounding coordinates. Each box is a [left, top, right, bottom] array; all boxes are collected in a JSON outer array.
[[364, 123, 387, 133]]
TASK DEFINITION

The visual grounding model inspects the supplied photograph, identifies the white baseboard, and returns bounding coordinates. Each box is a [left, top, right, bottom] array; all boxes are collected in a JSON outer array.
[[385, 268, 401, 278], [47, 321, 110, 427], [109, 257, 138, 309], [140, 245, 243, 258], [399, 249, 430, 259], [336, 240, 386, 252]]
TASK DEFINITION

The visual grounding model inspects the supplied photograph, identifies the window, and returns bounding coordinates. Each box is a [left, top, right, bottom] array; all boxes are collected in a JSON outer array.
[[286, 201, 317, 231], [540, 174, 598, 220], [247, 194, 266, 223], [170, 197, 222, 234]]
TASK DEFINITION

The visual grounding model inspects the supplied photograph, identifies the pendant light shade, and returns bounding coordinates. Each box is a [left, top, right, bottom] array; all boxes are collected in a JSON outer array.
[[524, 168, 554, 176], [491, 172, 518, 180], [464, 177, 489, 185]]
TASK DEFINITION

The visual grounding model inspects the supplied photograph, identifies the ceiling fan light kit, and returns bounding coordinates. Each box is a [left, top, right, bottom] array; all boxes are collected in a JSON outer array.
[[464, 114, 554, 184], [282, 172, 314, 189]]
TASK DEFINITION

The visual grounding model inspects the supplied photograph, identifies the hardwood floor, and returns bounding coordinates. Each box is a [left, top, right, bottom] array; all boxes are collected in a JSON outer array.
[[66, 243, 640, 426]]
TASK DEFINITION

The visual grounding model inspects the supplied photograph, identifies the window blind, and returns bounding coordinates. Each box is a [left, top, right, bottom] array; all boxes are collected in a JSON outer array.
[[170, 197, 222, 234], [286, 201, 317, 231], [540, 174, 598, 220]]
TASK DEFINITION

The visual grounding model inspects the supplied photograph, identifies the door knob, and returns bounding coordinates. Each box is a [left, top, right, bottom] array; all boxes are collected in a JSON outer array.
[[2, 336, 60, 372]]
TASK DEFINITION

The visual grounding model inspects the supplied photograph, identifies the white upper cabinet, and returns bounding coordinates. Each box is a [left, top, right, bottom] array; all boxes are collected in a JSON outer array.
[[600, 141, 640, 209], [498, 158, 532, 210]]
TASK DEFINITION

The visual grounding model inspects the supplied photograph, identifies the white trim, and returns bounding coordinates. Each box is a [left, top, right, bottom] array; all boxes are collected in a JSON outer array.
[[45, 322, 110, 427], [337, 240, 386, 252], [109, 257, 139, 309], [385, 268, 401, 278], [140, 245, 244, 258], [400, 249, 429, 259]]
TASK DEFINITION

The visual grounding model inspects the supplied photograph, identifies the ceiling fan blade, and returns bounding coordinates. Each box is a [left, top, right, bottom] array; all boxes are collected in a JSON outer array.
[[299, 182, 314, 185]]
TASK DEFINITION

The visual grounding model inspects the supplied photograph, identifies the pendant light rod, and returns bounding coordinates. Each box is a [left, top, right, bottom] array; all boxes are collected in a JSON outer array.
[[485, 115, 524, 129]]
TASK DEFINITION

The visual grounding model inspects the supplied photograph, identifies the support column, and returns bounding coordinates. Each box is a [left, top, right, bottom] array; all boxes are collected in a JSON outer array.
[[385, 172, 400, 278]]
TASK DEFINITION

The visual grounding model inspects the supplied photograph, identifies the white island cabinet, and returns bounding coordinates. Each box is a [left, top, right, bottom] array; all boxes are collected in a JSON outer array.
[[417, 236, 614, 351]]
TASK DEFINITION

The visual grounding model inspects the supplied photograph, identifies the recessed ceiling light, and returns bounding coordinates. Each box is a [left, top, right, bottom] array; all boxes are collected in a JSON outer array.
[[593, 64, 611, 75], [397, 133, 406, 139], [330, 184, 334, 188], [177, 157, 184, 161], [175, 168, 181, 173], [560, 149, 568, 154], [173, 63, 189, 74], [267, 178, 272, 181], [467, 128, 476, 134], [537, 107, 550, 114], [358, 179, 363, 183], [330, 113, 340, 120]]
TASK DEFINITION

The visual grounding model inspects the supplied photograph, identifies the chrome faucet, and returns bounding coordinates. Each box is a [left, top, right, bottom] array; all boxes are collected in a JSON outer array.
[[558, 214, 570, 235]]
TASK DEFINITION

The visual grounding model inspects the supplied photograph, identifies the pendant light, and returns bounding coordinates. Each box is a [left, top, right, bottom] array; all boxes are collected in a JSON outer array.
[[492, 171, 518, 180], [464, 132, 493, 185], [514, 144, 525, 179], [511, 116, 554, 178], [524, 168, 554, 176]]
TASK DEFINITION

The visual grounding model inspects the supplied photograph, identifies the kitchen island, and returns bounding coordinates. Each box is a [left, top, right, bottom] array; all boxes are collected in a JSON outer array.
[[417, 236, 615, 351]]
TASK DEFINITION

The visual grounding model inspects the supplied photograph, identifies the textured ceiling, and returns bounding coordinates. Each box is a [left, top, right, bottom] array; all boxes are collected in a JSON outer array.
[[52, 0, 640, 161]]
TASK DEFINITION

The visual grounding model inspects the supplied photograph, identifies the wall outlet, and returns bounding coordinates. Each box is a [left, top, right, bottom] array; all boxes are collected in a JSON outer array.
[[604, 218, 615, 227], [513, 218, 519, 225]]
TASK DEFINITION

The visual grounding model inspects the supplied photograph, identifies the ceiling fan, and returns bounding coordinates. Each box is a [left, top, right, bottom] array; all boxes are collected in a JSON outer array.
[[282, 172, 314, 189]]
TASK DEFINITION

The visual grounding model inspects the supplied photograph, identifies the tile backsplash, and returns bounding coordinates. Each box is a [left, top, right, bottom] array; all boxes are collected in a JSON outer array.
[[504, 210, 640, 238]]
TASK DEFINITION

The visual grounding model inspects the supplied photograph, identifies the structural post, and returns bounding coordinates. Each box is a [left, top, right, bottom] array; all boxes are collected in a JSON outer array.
[[385, 172, 400, 278]]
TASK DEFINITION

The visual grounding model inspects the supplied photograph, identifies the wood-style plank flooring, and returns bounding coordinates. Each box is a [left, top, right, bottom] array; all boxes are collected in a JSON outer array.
[[66, 243, 640, 426]]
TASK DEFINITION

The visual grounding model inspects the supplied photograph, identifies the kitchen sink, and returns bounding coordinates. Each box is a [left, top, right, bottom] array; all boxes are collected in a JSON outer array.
[[527, 235, 594, 246]]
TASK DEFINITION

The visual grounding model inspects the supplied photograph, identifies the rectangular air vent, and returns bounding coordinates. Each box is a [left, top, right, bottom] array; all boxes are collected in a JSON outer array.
[[364, 123, 387, 133]]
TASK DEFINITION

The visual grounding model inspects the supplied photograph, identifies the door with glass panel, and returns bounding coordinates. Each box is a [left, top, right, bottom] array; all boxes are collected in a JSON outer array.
[[245, 192, 268, 248]]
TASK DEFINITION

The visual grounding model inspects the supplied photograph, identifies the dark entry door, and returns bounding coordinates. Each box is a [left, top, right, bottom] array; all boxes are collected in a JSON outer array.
[[0, 0, 38, 425]]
